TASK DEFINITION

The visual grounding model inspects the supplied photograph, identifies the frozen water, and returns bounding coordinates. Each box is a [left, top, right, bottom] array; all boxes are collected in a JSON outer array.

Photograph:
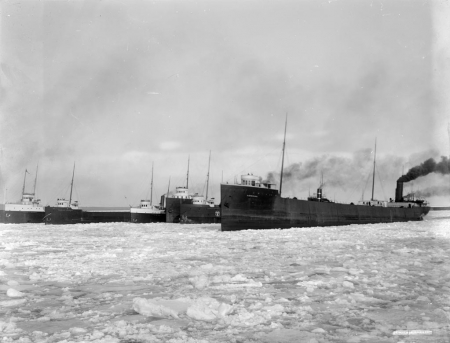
[[0, 212, 449, 342]]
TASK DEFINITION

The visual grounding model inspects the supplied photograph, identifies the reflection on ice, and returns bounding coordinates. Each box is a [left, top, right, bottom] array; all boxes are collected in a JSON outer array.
[[0, 213, 450, 342]]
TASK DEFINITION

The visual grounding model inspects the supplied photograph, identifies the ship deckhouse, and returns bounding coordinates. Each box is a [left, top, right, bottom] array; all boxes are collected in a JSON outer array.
[[192, 194, 206, 205], [56, 198, 79, 209], [20, 193, 41, 206], [139, 200, 152, 208], [173, 186, 192, 199], [190, 194, 216, 207], [358, 199, 387, 207], [240, 174, 276, 189]]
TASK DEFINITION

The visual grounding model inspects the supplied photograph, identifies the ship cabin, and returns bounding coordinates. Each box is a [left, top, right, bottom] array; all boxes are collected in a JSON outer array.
[[192, 194, 206, 205], [357, 199, 387, 207], [139, 200, 152, 208], [240, 174, 276, 189], [192, 194, 216, 207], [56, 198, 79, 209], [173, 187, 191, 199], [21, 193, 41, 206]]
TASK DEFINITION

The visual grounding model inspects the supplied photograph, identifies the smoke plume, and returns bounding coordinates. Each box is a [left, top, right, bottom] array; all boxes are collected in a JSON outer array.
[[411, 185, 450, 198], [398, 156, 450, 183]]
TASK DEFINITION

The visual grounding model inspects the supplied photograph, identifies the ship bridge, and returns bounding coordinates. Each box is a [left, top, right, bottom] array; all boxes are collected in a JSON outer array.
[[173, 187, 192, 199], [56, 198, 79, 209], [241, 174, 276, 189]]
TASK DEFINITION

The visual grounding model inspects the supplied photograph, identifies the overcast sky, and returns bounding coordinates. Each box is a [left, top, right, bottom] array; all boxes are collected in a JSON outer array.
[[1, 0, 449, 207]]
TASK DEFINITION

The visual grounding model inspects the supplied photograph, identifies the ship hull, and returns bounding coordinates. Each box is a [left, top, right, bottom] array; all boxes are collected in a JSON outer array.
[[44, 207, 83, 225], [130, 212, 165, 223], [44, 207, 131, 225], [220, 184, 430, 231], [83, 210, 130, 223], [179, 203, 221, 224], [0, 210, 45, 224], [165, 198, 193, 223], [0, 204, 45, 224]]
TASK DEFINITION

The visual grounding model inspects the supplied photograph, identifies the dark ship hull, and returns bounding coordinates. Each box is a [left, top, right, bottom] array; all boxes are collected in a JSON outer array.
[[220, 184, 430, 231], [44, 207, 131, 225], [83, 209, 130, 223], [44, 207, 83, 225], [165, 197, 193, 223], [3, 211, 45, 224], [179, 203, 221, 224], [131, 212, 165, 223], [0, 205, 45, 224]]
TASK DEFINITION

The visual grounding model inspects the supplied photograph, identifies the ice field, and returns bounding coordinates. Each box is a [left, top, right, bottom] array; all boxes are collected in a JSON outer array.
[[1, 211, 450, 343]]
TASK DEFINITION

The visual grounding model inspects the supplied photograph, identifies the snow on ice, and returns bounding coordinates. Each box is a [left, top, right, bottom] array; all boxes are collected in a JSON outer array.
[[0, 211, 450, 342]]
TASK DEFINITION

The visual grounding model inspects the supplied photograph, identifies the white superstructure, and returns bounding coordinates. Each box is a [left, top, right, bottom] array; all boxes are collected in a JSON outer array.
[[55, 198, 79, 209], [5, 193, 44, 212], [130, 199, 164, 214]]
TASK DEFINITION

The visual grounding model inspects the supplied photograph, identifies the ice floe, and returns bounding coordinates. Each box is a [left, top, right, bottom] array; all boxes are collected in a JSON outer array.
[[0, 211, 449, 342]]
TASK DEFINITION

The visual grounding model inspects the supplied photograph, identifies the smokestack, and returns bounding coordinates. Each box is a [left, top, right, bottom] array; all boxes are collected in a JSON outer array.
[[395, 181, 404, 202], [317, 188, 322, 200]]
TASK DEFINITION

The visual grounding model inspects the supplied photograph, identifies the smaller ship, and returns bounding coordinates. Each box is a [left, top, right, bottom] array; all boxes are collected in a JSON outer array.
[[45, 164, 130, 225], [165, 157, 194, 223], [178, 151, 221, 224], [165, 186, 192, 223], [1, 167, 45, 224], [130, 163, 165, 223], [44, 164, 83, 225], [179, 193, 221, 224]]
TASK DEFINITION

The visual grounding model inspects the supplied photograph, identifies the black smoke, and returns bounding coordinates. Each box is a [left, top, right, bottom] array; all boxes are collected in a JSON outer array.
[[264, 149, 378, 196], [398, 156, 450, 183]]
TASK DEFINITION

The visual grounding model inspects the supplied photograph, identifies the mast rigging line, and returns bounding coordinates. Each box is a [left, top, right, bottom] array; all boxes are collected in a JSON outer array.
[[375, 163, 388, 201]]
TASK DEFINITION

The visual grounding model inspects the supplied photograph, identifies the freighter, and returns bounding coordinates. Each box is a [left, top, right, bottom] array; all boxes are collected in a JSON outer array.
[[220, 175, 430, 231], [165, 157, 192, 223], [44, 163, 82, 225], [179, 194, 221, 224], [44, 164, 130, 225], [0, 168, 45, 224], [179, 151, 221, 224], [220, 120, 430, 231], [165, 186, 193, 223], [166, 152, 221, 224], [130, 163, 165, 223]]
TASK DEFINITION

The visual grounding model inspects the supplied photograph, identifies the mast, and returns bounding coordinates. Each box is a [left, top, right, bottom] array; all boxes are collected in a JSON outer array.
[[206, 151, 211, 200], [69, 163, 75, 207], [279, 113, 287, 195], [167, 176, 171, 197], [186, 156, 190, 189], [150, 162, 154, 206], [22, 169, 28, 196], [33, 164, 39, 196], [371, 138, 377, 201]]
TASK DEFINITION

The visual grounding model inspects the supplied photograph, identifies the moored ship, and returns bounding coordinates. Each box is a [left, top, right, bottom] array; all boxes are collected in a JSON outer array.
[[44, 197, 82, 225], [177, 151, 221, 224], [165, 156, 194, 223], [131, 200, 165, 223], [165, 186, 192, 223], [45, 164, 131, 225], [179, 194, 221, 224], [1, 168, 45, 224], [130, 163, 165, 223]]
